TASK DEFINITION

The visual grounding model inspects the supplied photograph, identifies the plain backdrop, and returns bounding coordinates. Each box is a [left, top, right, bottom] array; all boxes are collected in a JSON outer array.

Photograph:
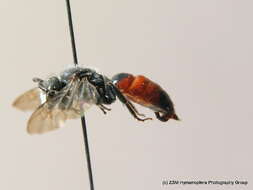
[[1, 0, 252, 190]]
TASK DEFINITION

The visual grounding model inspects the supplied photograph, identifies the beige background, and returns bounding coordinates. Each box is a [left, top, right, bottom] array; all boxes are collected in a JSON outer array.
[[1, 0, 252, 189]]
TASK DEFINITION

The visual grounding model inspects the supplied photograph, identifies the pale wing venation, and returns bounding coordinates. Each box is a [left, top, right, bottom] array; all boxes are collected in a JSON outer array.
[[27, 79, 81, 134], [27, 78, 101, 134], [75, 78, 100, 115], [27, 103, 80, 134], [45, 79, 76, 109], [12, 88, 43, 111]]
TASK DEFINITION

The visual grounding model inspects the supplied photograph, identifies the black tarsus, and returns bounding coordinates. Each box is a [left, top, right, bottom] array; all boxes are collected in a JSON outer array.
[[98, 104, 111, 114]]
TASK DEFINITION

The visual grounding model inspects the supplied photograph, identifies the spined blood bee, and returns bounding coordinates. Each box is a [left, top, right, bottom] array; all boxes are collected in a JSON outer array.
[[112, 73, 179, 122], [13, 66, 179, 134]]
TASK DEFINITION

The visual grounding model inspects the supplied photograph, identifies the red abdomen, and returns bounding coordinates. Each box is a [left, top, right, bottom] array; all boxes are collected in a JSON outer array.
[[112, 73, 179, 121], [116, 75, 161, 108]]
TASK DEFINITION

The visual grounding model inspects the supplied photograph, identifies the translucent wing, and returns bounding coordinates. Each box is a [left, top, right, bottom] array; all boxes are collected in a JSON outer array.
[[12, 88, 43, 111], [56, 77, 100, 115], [27, 103, 80, 134], [27, 79, 83, 134], [76, 78, 100, 113], [26, 78, 100, 134]]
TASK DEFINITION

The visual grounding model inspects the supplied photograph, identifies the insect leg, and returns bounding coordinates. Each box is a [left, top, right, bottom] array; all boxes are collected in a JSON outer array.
[[110, 83, 152, 121], [98, 104, 111, 114], [124, 100, 146, 117], [100, 104, 111, 111]]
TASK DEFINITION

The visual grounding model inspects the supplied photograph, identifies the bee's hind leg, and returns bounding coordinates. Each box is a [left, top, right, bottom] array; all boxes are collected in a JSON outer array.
[[126, 101, 146, 117], [125, 101, 152, 121], [110, 83, 152, 121]]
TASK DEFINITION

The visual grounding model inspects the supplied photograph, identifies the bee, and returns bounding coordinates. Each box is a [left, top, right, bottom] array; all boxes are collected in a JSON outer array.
[[13, 66, 179, 134]]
